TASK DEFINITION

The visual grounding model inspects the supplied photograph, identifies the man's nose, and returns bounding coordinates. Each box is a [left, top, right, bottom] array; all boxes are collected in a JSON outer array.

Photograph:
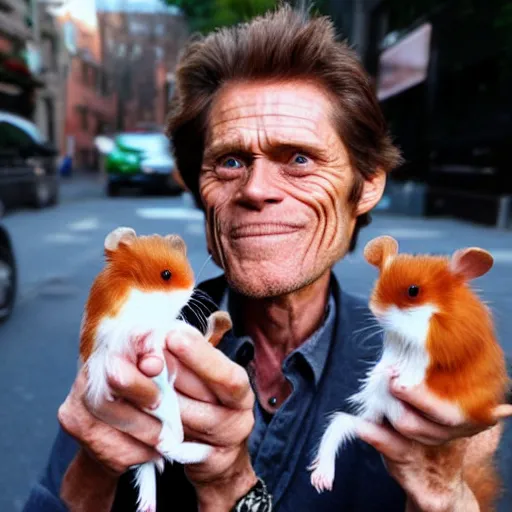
[[236, 158, 284, 209]]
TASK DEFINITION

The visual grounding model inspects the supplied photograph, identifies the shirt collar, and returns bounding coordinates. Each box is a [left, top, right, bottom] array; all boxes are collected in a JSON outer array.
[[287, 291, 336, 386], [217, 276, 337, 386]]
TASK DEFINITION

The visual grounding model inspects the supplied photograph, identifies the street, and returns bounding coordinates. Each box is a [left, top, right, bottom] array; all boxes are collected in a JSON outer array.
[[1, 175, 512, 511]]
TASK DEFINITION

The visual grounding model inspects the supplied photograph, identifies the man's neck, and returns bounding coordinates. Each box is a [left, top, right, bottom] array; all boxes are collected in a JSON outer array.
[[240, 271, 331, 362]]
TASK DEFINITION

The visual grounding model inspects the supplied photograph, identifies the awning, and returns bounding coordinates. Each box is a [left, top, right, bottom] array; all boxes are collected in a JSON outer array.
[[0, 51, 45, 88]]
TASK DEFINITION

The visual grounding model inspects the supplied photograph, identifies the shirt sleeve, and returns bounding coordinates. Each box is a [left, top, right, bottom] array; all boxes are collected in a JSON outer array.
[[22, 427, 79, 511]]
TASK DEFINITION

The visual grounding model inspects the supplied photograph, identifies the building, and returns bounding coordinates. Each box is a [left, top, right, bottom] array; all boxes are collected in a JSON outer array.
[[97, 1, 187, 132], [0, 0, 43, 119], [31, 1, 68, 148], [56, 10, 117, 170], [329, 0, 512, 228]]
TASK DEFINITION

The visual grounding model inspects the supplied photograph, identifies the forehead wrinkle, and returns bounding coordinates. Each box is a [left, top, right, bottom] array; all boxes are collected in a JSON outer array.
[[214, 97, 327, 116], [209, 112, 321, 132], [206, 123, 331, 156]]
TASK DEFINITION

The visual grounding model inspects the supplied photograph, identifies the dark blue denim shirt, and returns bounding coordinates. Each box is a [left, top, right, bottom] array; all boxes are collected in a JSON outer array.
[[219, 285, 337, 504], [23, 273, 512, 512]]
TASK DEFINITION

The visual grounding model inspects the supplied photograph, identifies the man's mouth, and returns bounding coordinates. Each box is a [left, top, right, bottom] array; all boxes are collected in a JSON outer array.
[[230, 223, 303, 239]]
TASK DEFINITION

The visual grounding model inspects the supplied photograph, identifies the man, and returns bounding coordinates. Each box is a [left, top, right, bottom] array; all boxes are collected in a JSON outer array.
[[24, 5, 512, 512]]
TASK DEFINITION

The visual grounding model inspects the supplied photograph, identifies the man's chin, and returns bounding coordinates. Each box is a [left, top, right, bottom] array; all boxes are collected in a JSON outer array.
[[224, 267, 309, 299]]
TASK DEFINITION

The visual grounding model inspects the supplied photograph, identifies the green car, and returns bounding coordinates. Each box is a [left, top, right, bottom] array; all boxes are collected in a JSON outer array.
[[98, 132, 182, 197]]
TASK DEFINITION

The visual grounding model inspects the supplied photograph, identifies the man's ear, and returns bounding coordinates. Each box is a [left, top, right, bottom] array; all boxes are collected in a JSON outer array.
[[355, 170, 386, 217]]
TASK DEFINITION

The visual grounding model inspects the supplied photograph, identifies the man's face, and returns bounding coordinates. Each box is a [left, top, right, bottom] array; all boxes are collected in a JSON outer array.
[[199, 80, 383, 298]]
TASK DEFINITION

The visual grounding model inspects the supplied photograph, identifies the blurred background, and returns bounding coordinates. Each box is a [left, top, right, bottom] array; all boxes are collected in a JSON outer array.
[[0, 0, 511, 510]]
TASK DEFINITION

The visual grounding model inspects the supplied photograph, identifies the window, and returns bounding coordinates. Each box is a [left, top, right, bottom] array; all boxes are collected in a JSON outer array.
[[155, 23, 165, 36], [129, 20, 147, 35], [76, 107, 88, 131], [81, 61, 89, 85]]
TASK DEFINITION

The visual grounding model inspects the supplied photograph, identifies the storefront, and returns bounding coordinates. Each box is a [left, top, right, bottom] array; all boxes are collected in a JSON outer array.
[[0, 51, 43, 120]]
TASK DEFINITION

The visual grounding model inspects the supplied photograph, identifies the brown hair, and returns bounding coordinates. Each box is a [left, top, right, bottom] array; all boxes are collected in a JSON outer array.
[[166, 3, 402, 251]]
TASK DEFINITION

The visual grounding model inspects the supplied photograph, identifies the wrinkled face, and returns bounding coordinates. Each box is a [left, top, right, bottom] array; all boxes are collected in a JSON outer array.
[[199, 80, 384, 298]]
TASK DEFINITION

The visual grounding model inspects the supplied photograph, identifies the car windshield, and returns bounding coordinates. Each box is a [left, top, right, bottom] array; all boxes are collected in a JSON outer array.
[[116, 133, 170, 152]]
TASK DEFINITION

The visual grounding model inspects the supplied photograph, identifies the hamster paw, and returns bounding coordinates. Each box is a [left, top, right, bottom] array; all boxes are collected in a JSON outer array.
[[310, 461, 335, 493]]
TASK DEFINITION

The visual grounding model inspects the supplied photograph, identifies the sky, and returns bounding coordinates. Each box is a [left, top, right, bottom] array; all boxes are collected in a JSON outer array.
[[96, 0, 180, 14], [50, 0, 179, 29]]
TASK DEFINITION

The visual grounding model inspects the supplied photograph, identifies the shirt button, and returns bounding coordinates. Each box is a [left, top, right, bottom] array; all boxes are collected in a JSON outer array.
[[268, 396, 278, 407]]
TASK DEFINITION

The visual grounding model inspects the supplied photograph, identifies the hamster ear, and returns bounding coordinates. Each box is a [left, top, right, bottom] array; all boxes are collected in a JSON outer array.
[[450, 247, 493, 280], [165, 234, 187, 256], [105, 227, 137, 251], [364, 235, 399, 270]]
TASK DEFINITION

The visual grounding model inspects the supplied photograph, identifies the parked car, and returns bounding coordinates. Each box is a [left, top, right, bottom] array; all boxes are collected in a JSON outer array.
[[0, 222, 16, 323], [96, 131, 182, 197], [0, 111, 59, 211]]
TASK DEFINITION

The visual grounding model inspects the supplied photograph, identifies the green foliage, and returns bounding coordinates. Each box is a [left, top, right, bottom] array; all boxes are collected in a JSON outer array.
[[161, 0, 330, 33], [163, 0, 276, 33]]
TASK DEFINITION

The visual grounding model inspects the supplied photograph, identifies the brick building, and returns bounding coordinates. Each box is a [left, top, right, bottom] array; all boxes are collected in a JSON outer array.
[[97, 3, 187, 132], [57, 11, 117, 170]]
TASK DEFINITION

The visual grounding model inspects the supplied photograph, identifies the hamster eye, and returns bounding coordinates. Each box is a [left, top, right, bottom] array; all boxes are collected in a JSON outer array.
[[161, 270, 172, 281], [408, 285, 420, 298]]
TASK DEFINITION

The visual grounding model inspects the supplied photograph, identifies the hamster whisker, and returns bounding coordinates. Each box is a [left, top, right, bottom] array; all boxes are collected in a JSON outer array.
[[352, 322, 381, 336], [352, 328, 384, 347], [192, 289, 219, 308], [187, 299, 209, 331], [182, 302, 208, 332], [196, 255, 213, 283]]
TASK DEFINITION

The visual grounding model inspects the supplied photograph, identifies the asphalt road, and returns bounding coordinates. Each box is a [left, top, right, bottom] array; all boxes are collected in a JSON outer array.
[[1, 175, 511, 511]]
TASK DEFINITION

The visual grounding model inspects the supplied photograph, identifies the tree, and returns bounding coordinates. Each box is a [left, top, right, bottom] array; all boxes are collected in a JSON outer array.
[[161, 0, 329, 33]]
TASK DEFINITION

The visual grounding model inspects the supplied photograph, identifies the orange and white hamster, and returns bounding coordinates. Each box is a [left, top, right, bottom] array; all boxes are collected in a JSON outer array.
[[310, 235, 509, 508], [79, 227, 231, 512]]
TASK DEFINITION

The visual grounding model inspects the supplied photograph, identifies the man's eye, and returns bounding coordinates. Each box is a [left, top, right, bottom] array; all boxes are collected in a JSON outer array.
[[220, 157, 243, 169], [293, 154, 309, 165]]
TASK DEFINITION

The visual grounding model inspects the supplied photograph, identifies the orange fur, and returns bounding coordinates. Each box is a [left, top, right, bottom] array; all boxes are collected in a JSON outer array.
[[368, 242, 509, 511], [80, 234, 195, 362], [371, 254, 508, 423]]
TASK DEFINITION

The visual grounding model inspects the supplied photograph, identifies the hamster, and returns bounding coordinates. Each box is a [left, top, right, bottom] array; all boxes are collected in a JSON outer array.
[[79, 227, 232, 512], [309, 235, 509, 509]]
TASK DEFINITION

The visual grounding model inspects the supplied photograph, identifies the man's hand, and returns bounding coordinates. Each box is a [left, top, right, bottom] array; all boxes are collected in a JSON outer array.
[[357, 374, 512, 512], [57, 348, 166, 511], [153, 325, 257, 511]]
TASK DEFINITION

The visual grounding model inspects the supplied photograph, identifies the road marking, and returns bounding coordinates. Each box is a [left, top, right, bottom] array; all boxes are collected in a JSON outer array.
[[44, 233, 91, 244], [68, 217, 99, 231], [376, 228, 443, 239], [488, 249, 512, 264], [136, 207, 204, 220], [186, 223, 205, 236]]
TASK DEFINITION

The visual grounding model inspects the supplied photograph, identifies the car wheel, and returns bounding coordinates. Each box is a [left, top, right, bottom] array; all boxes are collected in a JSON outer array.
[[0, 243, 16, 323], [107, 181, 120, 197]]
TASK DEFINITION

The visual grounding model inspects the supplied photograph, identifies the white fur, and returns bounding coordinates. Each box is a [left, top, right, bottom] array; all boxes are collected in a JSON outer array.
[[134, 462, 159, 512], [310, 304, 436, 492], [83, 287, 212, 512]]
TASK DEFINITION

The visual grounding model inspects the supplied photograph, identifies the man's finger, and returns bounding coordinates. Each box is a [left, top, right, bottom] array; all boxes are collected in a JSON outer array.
[[106, 357, 160, 410], [138, 355, 164, 378], [389, 377, 465, 427], [90, 395, 164, 448], [179, 394, 254, 446], [166, 331, 253, 409], [164, 351, 218, 404], [390, 404, 458, 444], [357, 420, 411, 463]]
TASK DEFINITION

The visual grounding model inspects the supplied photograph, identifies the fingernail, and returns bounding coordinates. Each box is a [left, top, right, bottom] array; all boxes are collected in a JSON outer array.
[[149, 397, 161, 411]]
